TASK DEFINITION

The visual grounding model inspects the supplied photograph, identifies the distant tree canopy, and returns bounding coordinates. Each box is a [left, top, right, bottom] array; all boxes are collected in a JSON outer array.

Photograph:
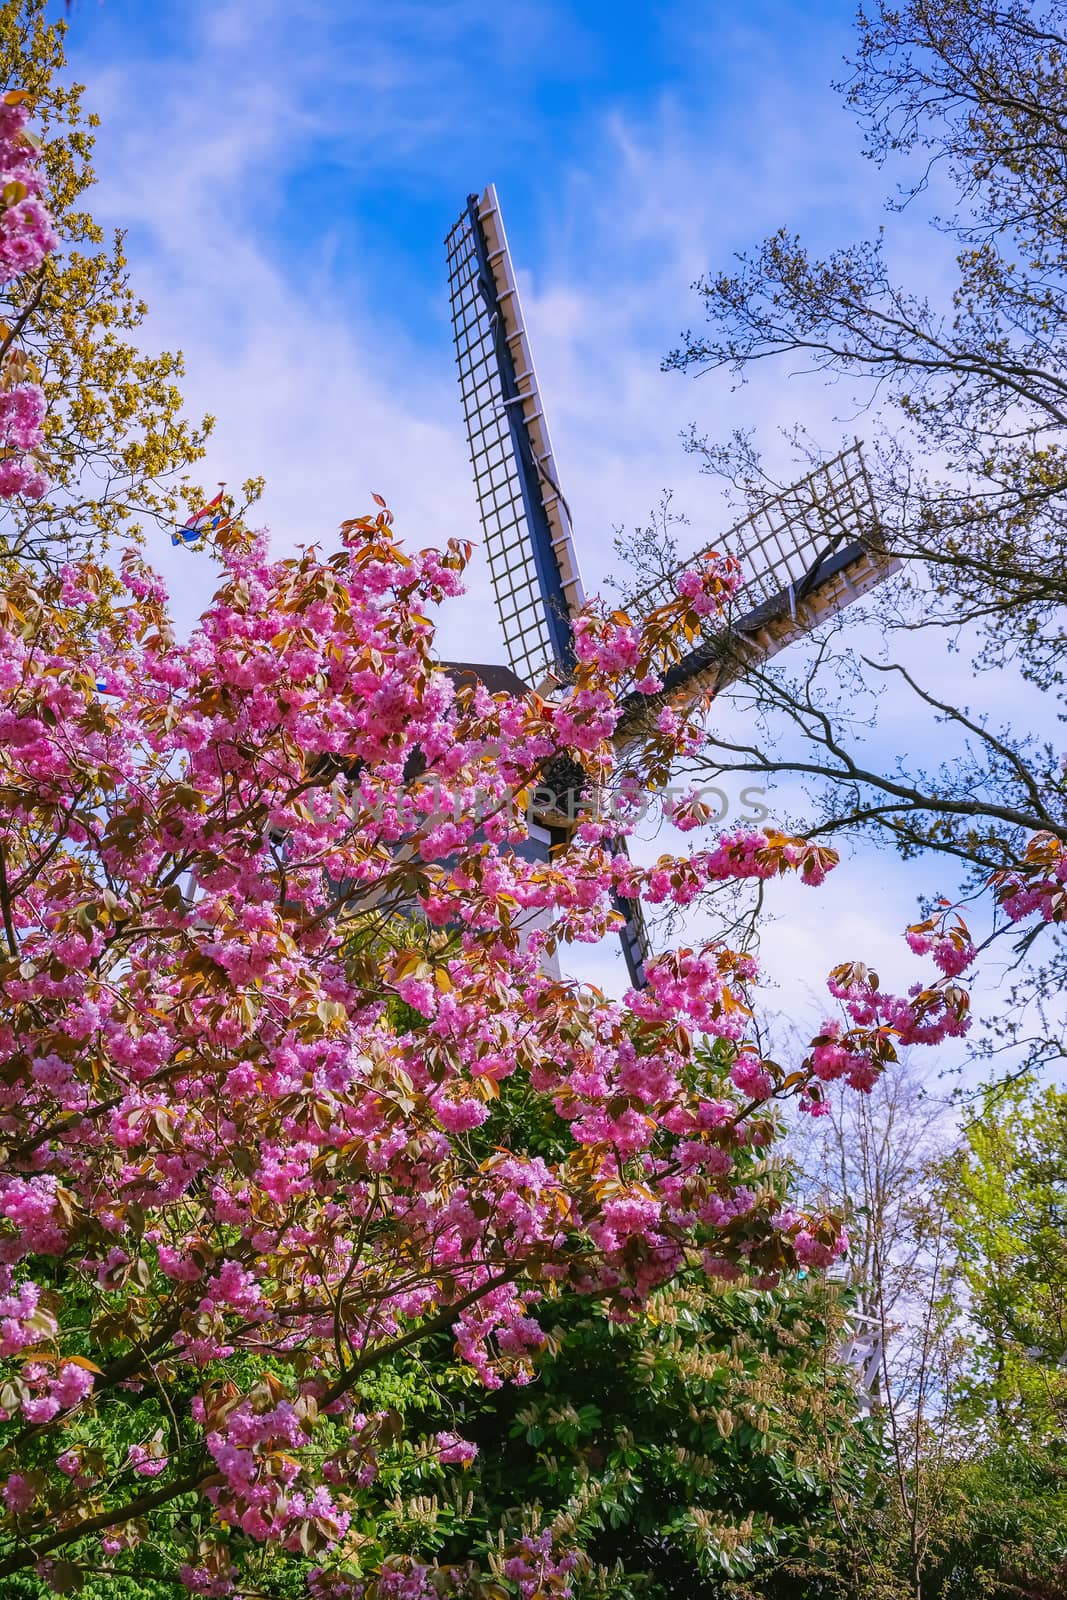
[[947, 1075, 1067, 1443], [769, 1064, 1067, 1600]]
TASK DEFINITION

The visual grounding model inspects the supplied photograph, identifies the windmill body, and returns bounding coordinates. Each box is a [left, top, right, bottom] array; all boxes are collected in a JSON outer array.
[[444, 186, 900, 986]]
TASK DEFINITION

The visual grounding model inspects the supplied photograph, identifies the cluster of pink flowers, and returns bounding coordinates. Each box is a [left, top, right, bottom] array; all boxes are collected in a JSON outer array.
[[503, 1529, 580, 1600], [372, 1561, 446, 1600], [675, 550, 744, 614], [635, 831, 837, 908], [904, 915, 977, 976], [0, 1275, 54, 1358], [991, 831, 1067, 925], [0, 101, 55, 281], [631, 947, 754, 1041], [0, 99, 54, 502], [0, 390, 46, 498], [571, 613, 642, 674], [13, 1357, 94, 1424], [435, 1430, 479, 1467], [793, 1226, 849, 1270], [0, 1173, 67, 1259], [127, 1441, 169, 1478], [1, 1473, 33, 1515], [826, 962, 971, 1050], [567, 550, 741, 694], [203, 1396, 351, 1549], [730, 1053, 775, 1102], [0, 382, 44, 452], [178, 1560, 237, 1599]]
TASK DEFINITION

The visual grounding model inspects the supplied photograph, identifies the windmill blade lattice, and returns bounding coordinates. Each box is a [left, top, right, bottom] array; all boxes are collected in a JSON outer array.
[[628, 443, 885, 619], [445, 187, 584, 686], [616, 443, 899, 734]]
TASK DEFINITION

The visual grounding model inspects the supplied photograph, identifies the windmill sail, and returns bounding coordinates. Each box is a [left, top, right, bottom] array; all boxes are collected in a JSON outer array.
[[445, 186, 584, 686], [615, 442, 899, 737]]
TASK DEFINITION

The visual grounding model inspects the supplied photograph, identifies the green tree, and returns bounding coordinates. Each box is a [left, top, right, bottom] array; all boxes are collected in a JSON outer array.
[[0, 0, 254, 572], [946, 1076, 1067, 1441], [382, 1274, 868, 1600]]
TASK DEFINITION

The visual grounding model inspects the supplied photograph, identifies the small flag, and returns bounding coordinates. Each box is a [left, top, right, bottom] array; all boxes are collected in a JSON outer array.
[[172, 489, 226, 548]]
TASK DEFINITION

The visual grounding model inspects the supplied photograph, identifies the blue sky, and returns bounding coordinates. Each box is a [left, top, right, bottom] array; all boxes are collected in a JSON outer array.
[[60, 0, 889, 618], [66, 0, 873, 336], [52, 0, 1007, 1077]]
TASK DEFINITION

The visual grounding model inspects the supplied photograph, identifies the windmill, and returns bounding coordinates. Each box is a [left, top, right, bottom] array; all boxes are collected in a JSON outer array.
[[445, 185, 899, 987]]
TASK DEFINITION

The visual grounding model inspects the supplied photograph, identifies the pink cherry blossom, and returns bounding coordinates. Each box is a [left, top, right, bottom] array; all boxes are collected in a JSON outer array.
[[435, 1430, 478, 1466]]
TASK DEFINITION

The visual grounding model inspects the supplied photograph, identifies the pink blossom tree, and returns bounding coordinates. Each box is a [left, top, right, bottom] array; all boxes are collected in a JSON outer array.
[[0, 66, 991, 1600], [0, 501, 979, 1597]]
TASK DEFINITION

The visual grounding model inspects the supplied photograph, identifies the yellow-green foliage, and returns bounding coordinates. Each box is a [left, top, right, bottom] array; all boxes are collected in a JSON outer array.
[[0, 0, 260, 569]]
